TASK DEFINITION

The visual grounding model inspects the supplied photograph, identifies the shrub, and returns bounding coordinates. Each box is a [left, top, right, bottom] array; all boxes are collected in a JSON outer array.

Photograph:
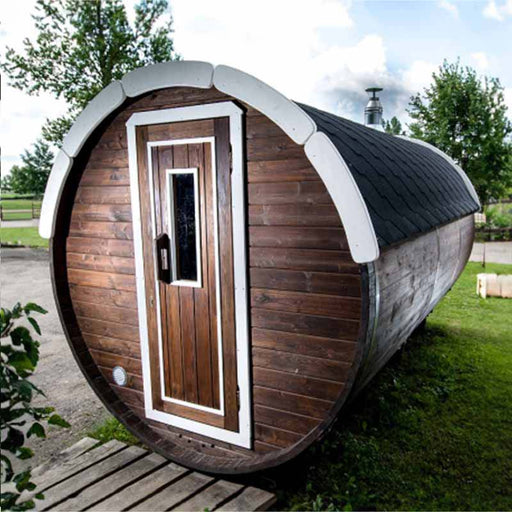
[[1, 302, 69, 511]]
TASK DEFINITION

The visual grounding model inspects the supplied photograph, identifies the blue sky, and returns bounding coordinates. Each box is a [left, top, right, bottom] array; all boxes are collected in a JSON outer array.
[[1, 0, 511, 171]]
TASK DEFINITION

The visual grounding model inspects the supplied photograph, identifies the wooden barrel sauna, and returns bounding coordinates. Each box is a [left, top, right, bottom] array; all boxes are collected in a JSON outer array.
[[39, 61, 480, 474]]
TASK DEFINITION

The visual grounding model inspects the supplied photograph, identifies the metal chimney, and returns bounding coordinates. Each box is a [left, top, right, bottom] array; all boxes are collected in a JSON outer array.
[[364, 87, 383, 129]]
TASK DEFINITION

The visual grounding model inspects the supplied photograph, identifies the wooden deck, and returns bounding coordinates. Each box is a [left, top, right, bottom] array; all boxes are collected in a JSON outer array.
[[28, 437, 276, 511]]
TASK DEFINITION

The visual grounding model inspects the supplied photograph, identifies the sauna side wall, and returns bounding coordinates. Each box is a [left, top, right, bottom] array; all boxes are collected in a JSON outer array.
[[53, 86, 366, 471], [352, 214, 474, 393]]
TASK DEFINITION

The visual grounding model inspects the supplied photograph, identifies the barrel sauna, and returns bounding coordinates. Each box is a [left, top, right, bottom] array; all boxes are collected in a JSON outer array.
[[39, 61, 480, 473]]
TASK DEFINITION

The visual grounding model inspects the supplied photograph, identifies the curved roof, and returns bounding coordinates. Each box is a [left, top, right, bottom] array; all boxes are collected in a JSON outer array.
[[298, 103, 480, 247], [39, 61, 479, 263]]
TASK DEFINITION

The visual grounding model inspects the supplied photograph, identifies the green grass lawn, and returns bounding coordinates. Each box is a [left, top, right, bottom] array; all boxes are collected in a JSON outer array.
[[0, 227, 48, 248], [270, 262, 512, 511], [1, 196, 42, 220], [87, 262, 511, 511]]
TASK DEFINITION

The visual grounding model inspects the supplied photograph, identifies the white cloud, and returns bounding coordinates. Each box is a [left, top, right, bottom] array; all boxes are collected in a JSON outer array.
[[438, 0, 459, 18], [172, 0, 353, 101], [483, 0, 512, 20], [472, 51, 490, 71]]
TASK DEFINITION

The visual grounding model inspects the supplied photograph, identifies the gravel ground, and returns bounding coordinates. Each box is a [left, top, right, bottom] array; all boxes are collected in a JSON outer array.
[[1, 247, 110, 470]]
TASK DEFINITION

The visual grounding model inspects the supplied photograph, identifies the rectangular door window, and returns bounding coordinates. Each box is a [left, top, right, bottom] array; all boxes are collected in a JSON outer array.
[[167, 168, 201, 287]]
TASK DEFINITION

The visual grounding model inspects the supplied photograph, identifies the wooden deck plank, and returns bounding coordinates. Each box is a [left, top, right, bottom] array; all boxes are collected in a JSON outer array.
[[90, 462, 188, 511], [31, 437, 98, 479], [33, 438, 276, 512], [172, 479, 243, 511], [32, 440, 126, 491], [131, 472, 214, 511], [37, 445, 146, 510], [51, 452, 167, 511], [217, 486, 277, 511]]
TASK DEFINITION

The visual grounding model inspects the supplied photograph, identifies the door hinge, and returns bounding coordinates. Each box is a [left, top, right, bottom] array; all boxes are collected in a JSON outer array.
[[236, 385, 240, 411]]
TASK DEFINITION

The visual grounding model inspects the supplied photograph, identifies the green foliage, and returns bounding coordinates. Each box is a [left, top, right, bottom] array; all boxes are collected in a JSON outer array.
[[382, 116, 404, 135], [484, 203, 512, 229], [408, 60, 512, 204], [0, 303, 70, 510], [6, 140, 53, 196], [2, 0, 180, 145], [275, 262, 512, 511], [88, 417, 139, 446], [1, 175, 13, 192]]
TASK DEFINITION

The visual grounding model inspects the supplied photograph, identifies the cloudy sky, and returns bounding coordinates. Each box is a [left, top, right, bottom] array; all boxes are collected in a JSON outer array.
[[1, 0, 511, 173]]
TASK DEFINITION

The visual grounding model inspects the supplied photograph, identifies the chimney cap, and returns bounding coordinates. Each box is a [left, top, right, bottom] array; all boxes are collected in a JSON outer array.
[[365, 87, 383, 98]]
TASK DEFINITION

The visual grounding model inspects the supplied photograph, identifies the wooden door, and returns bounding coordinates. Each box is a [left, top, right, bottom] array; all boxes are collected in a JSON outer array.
[[137, 118, 239, 432]]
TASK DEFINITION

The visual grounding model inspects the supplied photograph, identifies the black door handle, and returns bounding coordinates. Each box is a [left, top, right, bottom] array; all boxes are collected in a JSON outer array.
[[155, 233, 171, 284]]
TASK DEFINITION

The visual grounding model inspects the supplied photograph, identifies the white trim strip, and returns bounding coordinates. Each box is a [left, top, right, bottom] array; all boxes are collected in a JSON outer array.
[[39, 150, 73, 239], [122, 61, 214, 97], [126, 102, 251, 448], [397, 135, 481, 207], [147, 139, 224, 417], [305, 132, 380, 263], [62, 81, 126, 158], [213, 64, 316, 145]]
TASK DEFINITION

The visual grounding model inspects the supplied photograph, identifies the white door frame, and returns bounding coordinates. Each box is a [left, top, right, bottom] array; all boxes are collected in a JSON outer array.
[[126, 101, 251, 448]]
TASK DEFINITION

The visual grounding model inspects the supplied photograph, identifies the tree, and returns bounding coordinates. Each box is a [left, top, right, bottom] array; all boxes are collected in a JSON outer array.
[[1, 175, 13, 193], [408, 60, 512, 204], [2, 0, 180, 145], [382, 116, 405, 135], [7, 140, 54, 196]]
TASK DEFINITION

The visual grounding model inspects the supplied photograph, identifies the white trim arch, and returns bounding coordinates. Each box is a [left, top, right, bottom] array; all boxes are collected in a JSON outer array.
[[39, 60, 382, 263]]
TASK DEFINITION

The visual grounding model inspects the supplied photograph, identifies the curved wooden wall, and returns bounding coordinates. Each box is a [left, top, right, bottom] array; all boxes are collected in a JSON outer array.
[[53, 86, 366, 472], [352, 215, 474, 393]]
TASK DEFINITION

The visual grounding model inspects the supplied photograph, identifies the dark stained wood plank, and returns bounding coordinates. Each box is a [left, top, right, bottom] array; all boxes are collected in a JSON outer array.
[[255, 423, 302, 448], [248, 181, 331, 205], [251, 288, 361, 319], [253, 347, 349, 383], [67, 253, 135, 275], [249, 203, 341, 226], [69, 221, 133, 240], [249, 226, 348, 250], [74, 301, 139, 326], [75, 186, 131, 204], [77, 317, 139, 342], [190, 142, 214, 408], [246, 135, 305, 161], [69, 284, 137, 309], [254, 404, 320, 435], [250, 247, 358, 274], [87, 149, 128, 169], [215, 117, 239, 431], [68, 268, 136, 292], [71, 204, 132, 222], [89, 349, 143, 375], [147, 118, 215, 140], [253, 367, 342, 401], [67, 237, 134, 257], [253, 387, 332, 420], [247, 159, 319, 183], [80, 167, 130, 186], [83, 333, 141, 359], [252, 328, 357, 360], [250, 268, 361, 297], [252, 308, 360, 340]]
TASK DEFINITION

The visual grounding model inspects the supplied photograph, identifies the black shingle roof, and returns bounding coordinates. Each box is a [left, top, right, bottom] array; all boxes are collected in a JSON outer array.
[[298, 103, 480, 248]]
